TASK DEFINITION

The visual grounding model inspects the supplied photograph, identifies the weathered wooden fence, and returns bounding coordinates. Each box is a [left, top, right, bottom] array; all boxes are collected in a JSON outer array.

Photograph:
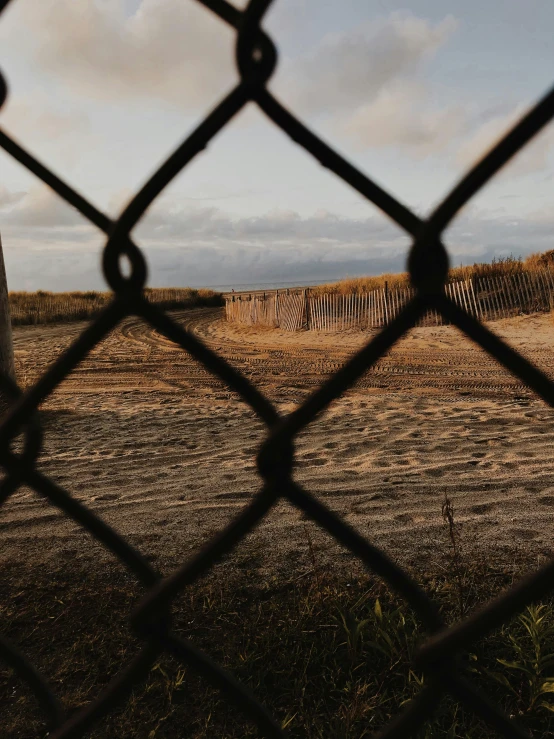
[[225, 270, 554, 331]]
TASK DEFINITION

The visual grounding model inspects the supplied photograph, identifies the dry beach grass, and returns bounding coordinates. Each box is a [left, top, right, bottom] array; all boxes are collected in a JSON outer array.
[[8, 287, 222, 326], [312, 252, 554, 295]]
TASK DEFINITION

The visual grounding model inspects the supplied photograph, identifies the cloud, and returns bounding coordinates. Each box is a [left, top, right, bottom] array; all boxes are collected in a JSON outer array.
[[337, 82, 465, 157], [2, 186, 90, 229], [271, 11, 460, 159], [455, 105, 554, 176], [1, 4, 465, 161], [134, 202, 403, 247], [277, 12, 458, 114], [1, 92, 90, 141], [2, 185, 554, 291], [0, 185, 26, 209], [0, 185, 409, 288], [1, 0, 236, 108]]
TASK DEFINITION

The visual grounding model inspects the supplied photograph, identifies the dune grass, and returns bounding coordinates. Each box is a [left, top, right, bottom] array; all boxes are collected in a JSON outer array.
[[8, 288, 222, 326], [311, 251, 554, 295]]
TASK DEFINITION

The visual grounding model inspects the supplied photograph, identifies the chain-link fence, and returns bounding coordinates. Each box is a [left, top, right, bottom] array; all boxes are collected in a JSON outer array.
[[1, 1, 554, 737]]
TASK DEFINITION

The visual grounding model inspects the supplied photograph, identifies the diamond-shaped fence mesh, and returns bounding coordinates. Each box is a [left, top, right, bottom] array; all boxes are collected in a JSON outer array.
[[1, 1, 554, 737]]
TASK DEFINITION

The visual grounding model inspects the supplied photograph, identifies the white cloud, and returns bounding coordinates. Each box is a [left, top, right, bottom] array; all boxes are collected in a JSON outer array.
[[271, 11, 461, 158], [337, 82, 465, 158], [276, 12, 458, 114], [1, 92, 90, 141], [1, 0, 237, 108], [2, 186, 92, 229], [0, 185, 26, 209], [456, 105, 554, 176], [0, 89, 98, 171], [0, 4, 466, 163]]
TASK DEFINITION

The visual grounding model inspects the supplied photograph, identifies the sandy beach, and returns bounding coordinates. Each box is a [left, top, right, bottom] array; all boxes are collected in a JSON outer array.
[[3, 307, 554, 578]]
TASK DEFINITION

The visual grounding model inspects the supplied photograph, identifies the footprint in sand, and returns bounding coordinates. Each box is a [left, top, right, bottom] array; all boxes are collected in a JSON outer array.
[[425, 468, 445, 478], [93, 492, 120, 502], [394, 513, 413, 523], [214, 491, 251, 500], [470, 503, 495, 514], [538, 494, 554, 506], [508, 527, 537, 541]]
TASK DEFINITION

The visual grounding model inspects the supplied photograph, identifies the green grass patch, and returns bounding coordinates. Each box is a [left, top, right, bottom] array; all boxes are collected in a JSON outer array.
[[2, 555, 554, 738]]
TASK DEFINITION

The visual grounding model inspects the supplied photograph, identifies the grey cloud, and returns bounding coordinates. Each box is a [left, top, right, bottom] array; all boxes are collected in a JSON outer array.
[[135, 205, 402, 245], [2, 187, 91, 229], [0, 186, 26, 209], [2, 185, 553, 291]]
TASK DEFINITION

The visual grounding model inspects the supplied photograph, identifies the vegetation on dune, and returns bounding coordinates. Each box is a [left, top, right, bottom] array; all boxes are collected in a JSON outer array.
[[8, 287, 222, 326], [312, 252, 554, 295]]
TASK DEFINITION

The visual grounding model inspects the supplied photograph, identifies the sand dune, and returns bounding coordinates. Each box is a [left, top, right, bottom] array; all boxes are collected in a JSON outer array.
[[3, 308, 554, 577]]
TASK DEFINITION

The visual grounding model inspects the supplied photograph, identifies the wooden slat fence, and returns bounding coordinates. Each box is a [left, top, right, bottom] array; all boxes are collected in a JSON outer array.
[[225, 269, 554, 331]]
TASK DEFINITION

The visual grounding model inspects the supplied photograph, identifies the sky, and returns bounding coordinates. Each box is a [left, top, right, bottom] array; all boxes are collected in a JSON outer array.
[[0, 0, 553, 291]]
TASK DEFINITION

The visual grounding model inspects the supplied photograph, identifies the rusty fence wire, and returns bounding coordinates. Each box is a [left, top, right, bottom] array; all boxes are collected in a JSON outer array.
[[1, 1, 554, 737]]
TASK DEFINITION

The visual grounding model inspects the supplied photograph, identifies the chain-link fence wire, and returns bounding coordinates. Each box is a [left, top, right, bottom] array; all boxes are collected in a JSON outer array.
[[1, 0, 554, 736]]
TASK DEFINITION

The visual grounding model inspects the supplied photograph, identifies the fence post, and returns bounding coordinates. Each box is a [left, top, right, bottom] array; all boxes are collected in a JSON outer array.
[[0, 233, 15, 388]]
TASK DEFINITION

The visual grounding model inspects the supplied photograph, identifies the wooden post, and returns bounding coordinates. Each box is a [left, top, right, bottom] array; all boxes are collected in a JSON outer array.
[[0, 234, 15, 386], [493, 276, 506, 318], [458, 280, 470, 316], [520, 273, 533, 309], [535, 268, 549, 310], [510, 274, 522, 313], [518, 272, 530, 311], [543, 266, 554, 295], [487, 277, 500, 319], [522, 271, 536, 312], [466, 279, 479, 320], [481, 278, 493, 319], [502, 275, 516, 316]]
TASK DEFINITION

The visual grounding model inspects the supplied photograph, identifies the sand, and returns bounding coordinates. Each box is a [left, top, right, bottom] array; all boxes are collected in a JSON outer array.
[[2, 308, 554, 579]]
